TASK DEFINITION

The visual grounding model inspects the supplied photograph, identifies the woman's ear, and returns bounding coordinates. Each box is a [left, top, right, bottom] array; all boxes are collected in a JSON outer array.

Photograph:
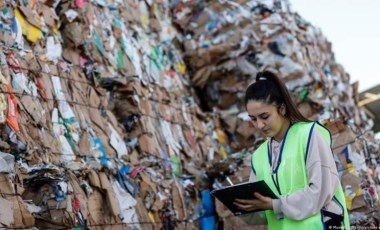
[[280, 104, 286, 116]]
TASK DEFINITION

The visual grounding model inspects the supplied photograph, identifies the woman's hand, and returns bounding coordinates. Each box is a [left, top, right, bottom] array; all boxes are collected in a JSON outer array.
[[233, 192, 273, 211]]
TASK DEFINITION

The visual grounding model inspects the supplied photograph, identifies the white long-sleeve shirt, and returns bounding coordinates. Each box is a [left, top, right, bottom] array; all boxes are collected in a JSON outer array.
[[249, 128, 343, 221]]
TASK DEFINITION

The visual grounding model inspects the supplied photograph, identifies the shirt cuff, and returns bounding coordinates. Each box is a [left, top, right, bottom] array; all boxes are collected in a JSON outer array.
[[272, 199, 282, 214]]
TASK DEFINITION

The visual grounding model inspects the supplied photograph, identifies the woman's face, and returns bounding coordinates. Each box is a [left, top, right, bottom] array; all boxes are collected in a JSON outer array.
[[246, 100, 288, 140]]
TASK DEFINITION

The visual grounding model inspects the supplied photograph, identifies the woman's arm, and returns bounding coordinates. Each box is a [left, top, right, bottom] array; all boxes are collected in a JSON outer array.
[[272, 129, 340, 220], [237, 170, 268, 225]]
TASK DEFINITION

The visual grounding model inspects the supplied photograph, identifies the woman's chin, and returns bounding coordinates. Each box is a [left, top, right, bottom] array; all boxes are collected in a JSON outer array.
[[262, 130, 272, 137]]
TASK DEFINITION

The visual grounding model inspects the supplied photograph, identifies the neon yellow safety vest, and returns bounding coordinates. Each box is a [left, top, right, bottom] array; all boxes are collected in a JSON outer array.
[[251, 122, 350, 230]]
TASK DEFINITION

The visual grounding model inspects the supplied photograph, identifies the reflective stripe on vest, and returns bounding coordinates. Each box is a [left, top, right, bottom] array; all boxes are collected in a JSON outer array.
[[252, 122, 350, 230]]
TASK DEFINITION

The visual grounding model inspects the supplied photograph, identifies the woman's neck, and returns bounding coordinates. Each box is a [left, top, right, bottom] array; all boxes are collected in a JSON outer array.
[[273, 119, 291, 142]]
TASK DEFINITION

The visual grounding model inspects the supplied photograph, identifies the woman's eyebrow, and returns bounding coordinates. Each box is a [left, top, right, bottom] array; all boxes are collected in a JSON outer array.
[[248, 112, 267, 118]]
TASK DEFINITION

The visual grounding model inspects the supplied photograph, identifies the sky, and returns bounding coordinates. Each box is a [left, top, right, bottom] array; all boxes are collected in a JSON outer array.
[[289, 0, 380, 92]]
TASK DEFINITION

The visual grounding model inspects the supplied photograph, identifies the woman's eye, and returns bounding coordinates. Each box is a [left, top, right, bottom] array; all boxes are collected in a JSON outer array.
[[261, 115, 269, 120], [250, 117, 257, 121]]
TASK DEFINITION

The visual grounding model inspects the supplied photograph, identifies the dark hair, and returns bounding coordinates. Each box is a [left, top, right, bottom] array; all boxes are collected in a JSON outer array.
[[244, 71, 309, 122]]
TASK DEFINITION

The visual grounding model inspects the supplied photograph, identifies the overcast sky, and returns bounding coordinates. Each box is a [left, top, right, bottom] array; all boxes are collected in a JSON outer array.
[[290, 0, 380, 92]]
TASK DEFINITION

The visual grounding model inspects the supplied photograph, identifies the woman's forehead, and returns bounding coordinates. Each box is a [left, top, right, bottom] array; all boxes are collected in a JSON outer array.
[[246, 100, 277, 114]]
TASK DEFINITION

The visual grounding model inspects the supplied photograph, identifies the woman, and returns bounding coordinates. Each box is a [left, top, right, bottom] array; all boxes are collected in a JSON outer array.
[[233, 71, 350, 229]]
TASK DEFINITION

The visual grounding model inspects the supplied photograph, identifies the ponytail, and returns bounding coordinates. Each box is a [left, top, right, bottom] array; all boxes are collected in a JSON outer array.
[[245, 71, 309, 122]]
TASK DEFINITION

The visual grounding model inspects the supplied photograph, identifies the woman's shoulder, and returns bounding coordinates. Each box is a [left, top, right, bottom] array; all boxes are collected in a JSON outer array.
[[292, 121, 332, 142], [290, 121, 315, 135]]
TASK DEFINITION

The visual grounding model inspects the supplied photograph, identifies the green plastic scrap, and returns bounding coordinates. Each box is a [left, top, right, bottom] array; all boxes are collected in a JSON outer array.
[[93, 31, 106, 57], [170, 154, 181, 177], [117, 50, 124, 69], [299, 89, 309, 102]]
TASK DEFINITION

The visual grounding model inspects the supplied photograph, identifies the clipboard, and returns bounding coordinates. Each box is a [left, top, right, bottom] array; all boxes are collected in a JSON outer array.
[[211, 180, 277, 216]]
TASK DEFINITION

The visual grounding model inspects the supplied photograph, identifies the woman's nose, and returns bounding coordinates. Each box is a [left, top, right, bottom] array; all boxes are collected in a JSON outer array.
[[256, 119, 265, 129]]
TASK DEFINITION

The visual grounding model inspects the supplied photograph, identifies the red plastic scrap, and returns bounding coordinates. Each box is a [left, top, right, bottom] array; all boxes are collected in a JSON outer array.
[[5, 84, 20, 133]]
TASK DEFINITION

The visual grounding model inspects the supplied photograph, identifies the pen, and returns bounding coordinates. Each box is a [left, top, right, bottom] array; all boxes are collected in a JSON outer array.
[[226, 176, 234, 186]]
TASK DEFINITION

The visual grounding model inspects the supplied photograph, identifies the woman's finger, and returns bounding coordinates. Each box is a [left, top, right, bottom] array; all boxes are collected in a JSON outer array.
[[234, 199, 250, 204], [255, 192, 270, 202], [234, 203, 255, 211], [254, 192, 265, 200]]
